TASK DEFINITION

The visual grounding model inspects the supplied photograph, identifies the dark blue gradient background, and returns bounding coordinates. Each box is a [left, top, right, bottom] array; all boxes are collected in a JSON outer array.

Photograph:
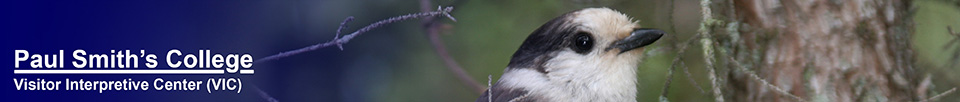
[[0, 0, 397, 101]]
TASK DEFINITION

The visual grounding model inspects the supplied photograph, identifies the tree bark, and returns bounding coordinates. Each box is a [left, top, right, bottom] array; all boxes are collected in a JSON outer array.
[[706, 0, 920, 101]]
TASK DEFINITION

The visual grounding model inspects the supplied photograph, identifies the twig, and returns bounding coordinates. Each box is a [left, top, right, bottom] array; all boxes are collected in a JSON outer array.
[[681, 61, 705, 94], [699, 0, 724, 102], [659, 0, 688, 101], [921, 87, 957, 102], [488, 75, 493, 102], [254, 85, 279, 102], [431, 28, 485, 93], [702, 37, 723, 102], [660, 57, 675, 102], [677, 0, 706, 93], [944, 26, 960, 68], [719, 49, 807, 102], [680, 60, 704, 93], [251, 6, 457, 102], [333, 17, 354, 50], [660, 33, 706, 102], [418, 0, 484, 93], [944, 26, 959, 50], [684, 34, 708, 94], [255, 6, 456, 63]]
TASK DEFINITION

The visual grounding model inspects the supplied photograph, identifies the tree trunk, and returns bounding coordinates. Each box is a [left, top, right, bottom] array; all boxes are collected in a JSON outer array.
[[705, 0, 921, 101]]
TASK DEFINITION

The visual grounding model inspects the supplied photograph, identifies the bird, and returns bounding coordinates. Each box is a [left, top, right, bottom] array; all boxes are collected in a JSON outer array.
[[476, 8, 664, 102]]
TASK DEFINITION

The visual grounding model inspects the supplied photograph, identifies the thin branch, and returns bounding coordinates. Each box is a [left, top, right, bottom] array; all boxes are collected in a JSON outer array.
[[702, 36, 723, 102], [698, 13, 804, 101], [921, 87, 957, 102], [945, 26, 960, 68], [660, 57, 675, 102], [680, 60, 704, 94], [718, 48, 807, 102], [254, 85, 279, 102], [333, 17, 355, 50], [255, 6, 456, 63], [699, 0, 724, 102], [684, 34, 708, 94], [418, 0, 485, 93], [251, 7, 457, 102], [681, 60, 705, 94], [660, 33, 706, 102], [702, 37, 723, 102], [488, 75, 493, 102], [659, 0, 681, 101], [944, 26, 959, 50]]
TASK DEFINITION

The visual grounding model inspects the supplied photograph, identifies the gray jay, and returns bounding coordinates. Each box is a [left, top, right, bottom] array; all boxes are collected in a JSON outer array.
[[477, 8, 664, 102]]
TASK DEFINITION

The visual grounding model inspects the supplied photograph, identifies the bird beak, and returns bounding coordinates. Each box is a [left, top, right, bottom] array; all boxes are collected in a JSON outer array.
[[612, 28, 664, 54]]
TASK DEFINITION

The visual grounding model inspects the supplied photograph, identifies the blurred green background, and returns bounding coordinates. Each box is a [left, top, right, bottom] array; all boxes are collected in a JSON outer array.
[[254, 0, 960, 101], [914, 0, 960, 101]]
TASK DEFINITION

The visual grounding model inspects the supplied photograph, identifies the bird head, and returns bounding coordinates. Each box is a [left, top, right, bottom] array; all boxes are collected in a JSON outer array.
[[507, 8, 664, 74], [484, 8, 665, 102]]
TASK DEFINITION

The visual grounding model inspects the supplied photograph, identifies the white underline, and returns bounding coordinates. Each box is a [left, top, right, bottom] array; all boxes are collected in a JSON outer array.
[[13, 69, 254, 74], [239, 70, 254, 74]]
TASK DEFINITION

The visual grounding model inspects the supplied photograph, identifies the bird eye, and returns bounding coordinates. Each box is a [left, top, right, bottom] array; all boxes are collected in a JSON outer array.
[[572, 32, 593, 54]]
